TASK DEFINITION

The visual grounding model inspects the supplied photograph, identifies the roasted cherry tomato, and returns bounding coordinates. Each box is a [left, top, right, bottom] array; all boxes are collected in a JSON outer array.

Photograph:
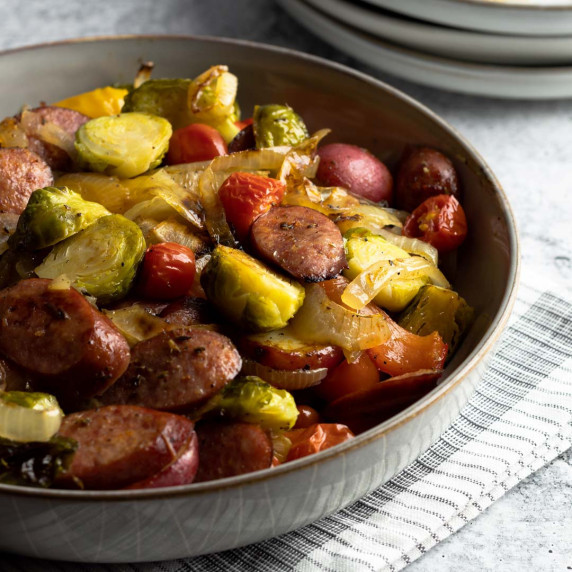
[[166, 123, 227, 165], [285, 423, 354, 461], [315, 352, 380, 403], [293, 405, 321, 429], [367, 318, 448, 377], [218, 172, 286, 242], [403, 194, 468, 253], [138, 242, 196, 300]]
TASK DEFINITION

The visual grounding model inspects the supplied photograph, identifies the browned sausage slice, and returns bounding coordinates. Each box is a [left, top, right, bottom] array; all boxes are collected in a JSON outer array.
[[0, 148, 53, 214], [124, 431, 199, 490], [159, 296, 218, 327], [194, 421, 273, 482], [250, 205, 347, 282], [19, 106, 90, 171], [0, 278, 130, 409], [99, 327, 241, 411], [56, 405, 196, 490]]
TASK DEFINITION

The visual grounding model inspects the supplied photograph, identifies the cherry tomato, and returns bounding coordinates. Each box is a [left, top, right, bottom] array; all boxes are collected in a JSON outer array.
[[166, 123, 227, 165], [293, 405, 321, 429], [315, 352, 380, 403], [218, 172, 286, 242], [285, 423, 354, 461], [367, 318, 448, 377], [138, 242, 196, 300], [403, 194, 468, 253]]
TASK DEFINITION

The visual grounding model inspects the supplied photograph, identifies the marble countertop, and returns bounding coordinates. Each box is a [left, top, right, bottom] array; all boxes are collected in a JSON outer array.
[[0, 0, 570, 569]]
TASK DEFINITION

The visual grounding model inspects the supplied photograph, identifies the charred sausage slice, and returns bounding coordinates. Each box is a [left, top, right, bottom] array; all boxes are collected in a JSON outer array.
[[159, 296, 218, 327], [250, 205, 346, 282], [124, 431, 199, 490], [99, 327, 241, 411], [19, 106, 90, 171], [0, 278, 130, 409], [56, 405, 196, 490], [194, 421, 273, 482], [0, 148, 53, 214]]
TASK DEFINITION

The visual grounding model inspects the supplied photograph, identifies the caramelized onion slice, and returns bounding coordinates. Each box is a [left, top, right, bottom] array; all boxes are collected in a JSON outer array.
[[373, 227, 438, 265], [241, 359, 327, 390], [290, 283, 390, 351], [342, 257, 450, 311]]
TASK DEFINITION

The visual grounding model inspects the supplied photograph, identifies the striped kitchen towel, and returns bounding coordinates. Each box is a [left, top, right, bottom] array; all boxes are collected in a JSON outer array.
[[2, 282, 571, 572]]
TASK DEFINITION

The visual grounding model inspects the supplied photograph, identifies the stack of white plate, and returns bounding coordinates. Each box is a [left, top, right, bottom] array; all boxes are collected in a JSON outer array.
[[277, 0, 572, 98]]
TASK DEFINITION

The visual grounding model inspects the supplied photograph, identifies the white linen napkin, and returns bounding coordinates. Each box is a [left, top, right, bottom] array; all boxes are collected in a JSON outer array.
[[2, 281, 571, 572]]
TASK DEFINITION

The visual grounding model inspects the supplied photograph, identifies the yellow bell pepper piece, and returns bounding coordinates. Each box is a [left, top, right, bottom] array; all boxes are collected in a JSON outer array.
[[54, 86, 128, 118]]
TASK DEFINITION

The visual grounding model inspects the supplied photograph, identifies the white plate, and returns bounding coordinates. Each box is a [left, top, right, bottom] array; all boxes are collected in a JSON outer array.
[[358, 0, 572, 36], [278, 0, 572, 99], [307, 0, 572, 65]]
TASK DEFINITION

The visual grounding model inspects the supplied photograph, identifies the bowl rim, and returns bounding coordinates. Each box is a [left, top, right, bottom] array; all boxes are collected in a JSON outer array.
[[0, 33, 520, 501]]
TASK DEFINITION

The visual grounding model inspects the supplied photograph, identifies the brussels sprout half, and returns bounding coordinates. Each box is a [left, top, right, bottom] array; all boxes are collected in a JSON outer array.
[[253, 104, 309, 149], [398, 284, 474, 358], [75, 112, 172, 179], [201, 245, 305, 332], [122, 79, 193, 129], [9, 186, 110, 251], [200, 376, 298, 432], [35, 214, 146, 303]]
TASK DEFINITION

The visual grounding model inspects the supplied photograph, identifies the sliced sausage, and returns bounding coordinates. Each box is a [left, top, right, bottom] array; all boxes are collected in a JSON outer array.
[[124, 431, 199, 490], [322, 370, 442, 434], [250, 205, 347, 282], [0, 278, 130, 409], [0, 148, 53, 214], [159, 296, 218, 327], [56, 405, 196, 490], [19, 106, 90, 171], [194, 421, 273, 482], [99, 327, 241, 411]]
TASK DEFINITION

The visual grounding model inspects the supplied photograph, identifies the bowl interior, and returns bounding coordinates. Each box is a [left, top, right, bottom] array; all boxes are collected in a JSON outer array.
[[0, 35, 517, 492]]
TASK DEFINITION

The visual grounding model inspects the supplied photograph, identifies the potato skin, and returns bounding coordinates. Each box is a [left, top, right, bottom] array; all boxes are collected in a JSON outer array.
[[316, 143, 393, 204], [395, 146, 460, 212]]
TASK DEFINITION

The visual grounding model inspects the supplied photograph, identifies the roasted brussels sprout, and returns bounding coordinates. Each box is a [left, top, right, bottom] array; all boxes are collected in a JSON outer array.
[[398, 284, 474, 357], [344, 228, 427, 312], [200, 376, 298, 432], [35, 214, 146, 303], [0, 391, 63, 443], [201, 245, 305, 332], [122, 79, 193, 129], [8, 186, 110, 251], [0, 435, 77, 488], [75, 112, 172, 178], [253, 104, 309, 149]]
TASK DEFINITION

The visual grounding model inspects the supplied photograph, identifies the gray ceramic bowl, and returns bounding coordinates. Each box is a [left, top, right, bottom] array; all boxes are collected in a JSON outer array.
[[0, 35, 518, 563]]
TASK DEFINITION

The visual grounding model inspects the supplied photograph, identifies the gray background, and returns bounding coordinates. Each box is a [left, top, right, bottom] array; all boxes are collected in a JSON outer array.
[[0, 0, 570, 570]]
